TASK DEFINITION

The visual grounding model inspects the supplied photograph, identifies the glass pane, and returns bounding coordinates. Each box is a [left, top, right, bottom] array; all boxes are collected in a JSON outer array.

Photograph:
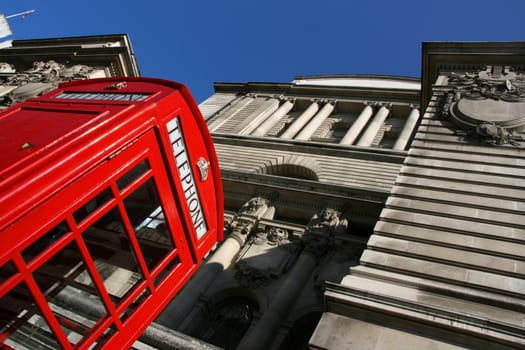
[[74, 188, 113, 224], [119, 289, 150, 323], [117, 160, 150, 190], [0, 282, 60, 349], [0, 261, 16, 284], [89, 324, 117, 350], [32, 241, 107, 346], [123, 178, 174, 271], [23, 221, 70, 262], [153, 257, 180, 287], [83, 208, 143, 302]]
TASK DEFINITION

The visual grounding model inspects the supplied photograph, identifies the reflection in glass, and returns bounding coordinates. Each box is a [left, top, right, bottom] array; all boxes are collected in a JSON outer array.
[[123, 179, 174, 270], [117, 160, 150, 190], [153, 257, 180, 287], [32, 241, 107, 346], [83, 208, 143, 302], [0, 261, 16, 284], [88, 324, 117, 350], [119, 289, 150, 323], [0, 282, 60, 349], [23, 221, 70, 262], [73, 188, 113, 224]]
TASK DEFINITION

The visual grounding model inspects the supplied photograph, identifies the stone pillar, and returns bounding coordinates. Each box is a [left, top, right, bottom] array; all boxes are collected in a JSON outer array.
[[237, 251, 317, 350], [356, 104, 390, 146], [155, 197, 273, 329], [393, 107, 420, 150], [280, 101, 319, 139], [237, 98, 280, 135], [236, 208, 348, 350], [207, 95, 255, 132], [339, 103, 374, 145], [251, 99, 294, 137], [294, 101, 335, 141]]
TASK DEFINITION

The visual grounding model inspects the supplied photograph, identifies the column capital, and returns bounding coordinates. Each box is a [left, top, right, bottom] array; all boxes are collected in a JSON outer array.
[[376, 102, 392, 109], [316, 98, 336, 105], [273, 95, 295, 103]]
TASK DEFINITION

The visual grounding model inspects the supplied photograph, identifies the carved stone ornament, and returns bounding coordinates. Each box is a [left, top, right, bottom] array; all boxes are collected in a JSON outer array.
[[0, 60, 103, 107], [306, 208, 348, 236], [234, 265, 272, 288], [441, 66, 525, 146], [238, 197, 270, 218], [302, 208, 349, 262], [235, 226, 301, 288]]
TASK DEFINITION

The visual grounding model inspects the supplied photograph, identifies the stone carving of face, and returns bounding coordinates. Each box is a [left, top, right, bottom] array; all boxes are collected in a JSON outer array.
[[267, 227, 288, 244]]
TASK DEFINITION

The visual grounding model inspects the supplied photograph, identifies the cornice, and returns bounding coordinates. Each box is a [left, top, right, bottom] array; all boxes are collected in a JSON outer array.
[[421, 41, 525, 111], [213, 81, 420, 105]]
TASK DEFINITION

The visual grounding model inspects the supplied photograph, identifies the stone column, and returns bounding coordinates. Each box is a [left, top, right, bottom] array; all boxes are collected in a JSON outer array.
[[237, 98, 280, 135], [236, 208, 347, 350], [392, 107, 420, 150], [280, 101, 319, 139], [237, 251, 317, 350], [294, 101, 335, 141], [155, 197, 272, 329], [251, 99, 294, 137], [207, 95, 255, 132], [356, 104, 390, 146], [339, 103, 374, 145]]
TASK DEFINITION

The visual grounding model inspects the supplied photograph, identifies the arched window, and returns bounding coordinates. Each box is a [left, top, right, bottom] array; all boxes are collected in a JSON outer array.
[[264, 163, 318, 181], [194, 296, 259, 350]]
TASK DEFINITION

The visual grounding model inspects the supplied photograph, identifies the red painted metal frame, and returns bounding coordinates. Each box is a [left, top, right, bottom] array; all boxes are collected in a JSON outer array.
[[0, 78, 224, 349]]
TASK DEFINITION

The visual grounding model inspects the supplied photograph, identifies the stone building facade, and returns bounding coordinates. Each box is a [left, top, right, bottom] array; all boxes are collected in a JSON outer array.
[[157, 42, 525, 350], [310, 43, 525, 350], [1, 35, 523, 349], [155, 75, 423, 349], [0, 34, 139, 108]]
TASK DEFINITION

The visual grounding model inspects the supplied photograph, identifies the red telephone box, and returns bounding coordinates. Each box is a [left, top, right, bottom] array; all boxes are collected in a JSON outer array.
[[0, 77, 223, 349]]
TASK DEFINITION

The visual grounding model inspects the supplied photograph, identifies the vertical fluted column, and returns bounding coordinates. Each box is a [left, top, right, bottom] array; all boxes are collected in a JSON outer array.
[[393, 107, 420, 150], [154, 236, 243, 328], [294, 101, 335, 141], [237, 208, 348, 350], [237, 97, 280, 135], [339, 103, 374, 145], [280, 101, 319, 139], [155, 197, 273, 329], [356, 104, 390, 146], [207, 95, 254, 132], [251, 99, 294, 137]]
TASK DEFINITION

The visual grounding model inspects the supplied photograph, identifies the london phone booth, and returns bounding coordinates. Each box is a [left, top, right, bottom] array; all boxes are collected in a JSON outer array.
[[0, 78, 224, 349]]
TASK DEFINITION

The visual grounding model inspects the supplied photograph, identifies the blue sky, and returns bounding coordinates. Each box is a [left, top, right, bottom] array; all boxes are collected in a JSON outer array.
[[2, 1, 525, 102]]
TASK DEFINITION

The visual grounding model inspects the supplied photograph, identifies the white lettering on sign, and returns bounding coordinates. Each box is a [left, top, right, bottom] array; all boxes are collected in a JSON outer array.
[[57, 92, 150, 101], [167, 118, 208, 239]]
